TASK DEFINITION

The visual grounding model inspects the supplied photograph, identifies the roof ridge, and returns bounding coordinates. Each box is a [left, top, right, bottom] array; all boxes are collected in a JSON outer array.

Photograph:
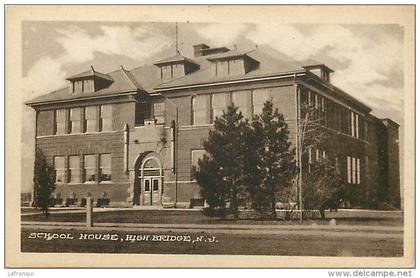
[[120, 67, 144, 91]]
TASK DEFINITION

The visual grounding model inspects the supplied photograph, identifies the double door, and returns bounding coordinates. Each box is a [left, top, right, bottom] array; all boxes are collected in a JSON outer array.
[[142, 177, 161, 206]]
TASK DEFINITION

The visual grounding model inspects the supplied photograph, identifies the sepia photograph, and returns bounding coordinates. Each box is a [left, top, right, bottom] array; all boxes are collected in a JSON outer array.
[[5, 5, 415, 268]]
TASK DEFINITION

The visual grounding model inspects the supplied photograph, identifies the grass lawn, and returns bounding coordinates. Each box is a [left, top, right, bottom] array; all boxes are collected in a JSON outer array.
[[20, 227, 403, 257], [21, 209, 403, 226]]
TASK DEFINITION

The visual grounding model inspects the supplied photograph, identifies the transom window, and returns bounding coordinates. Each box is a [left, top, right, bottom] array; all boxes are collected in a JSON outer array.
[[142, 158, 161, 177]]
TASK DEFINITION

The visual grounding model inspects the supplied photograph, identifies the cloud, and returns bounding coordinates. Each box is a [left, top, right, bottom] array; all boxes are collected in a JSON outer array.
[[23, 24, 172, 99], [56, 25, 171, 65], [246, 24, 403, 116], [22, 56, 67, 101], [193, 23, 249, 47]]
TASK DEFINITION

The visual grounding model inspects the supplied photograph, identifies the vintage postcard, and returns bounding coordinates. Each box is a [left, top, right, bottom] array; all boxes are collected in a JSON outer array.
[[5, 5, 415, 268]]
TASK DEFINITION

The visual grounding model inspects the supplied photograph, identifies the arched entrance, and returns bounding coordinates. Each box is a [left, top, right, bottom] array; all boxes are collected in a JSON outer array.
[[134, 155, 163, 206]]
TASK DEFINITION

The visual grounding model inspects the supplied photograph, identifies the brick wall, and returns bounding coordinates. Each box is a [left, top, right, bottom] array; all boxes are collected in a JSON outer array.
[[36, 110, 55, 136], [36, 132, 129, 203]]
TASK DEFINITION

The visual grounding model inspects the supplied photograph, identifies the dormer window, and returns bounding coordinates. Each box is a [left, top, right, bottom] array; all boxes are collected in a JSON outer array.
[[207, 51, 259, 77], [66, 66, 113, 94], [303, 64, 334, 82], [154, 53, 199, 81], [71, 79, 95, 94]]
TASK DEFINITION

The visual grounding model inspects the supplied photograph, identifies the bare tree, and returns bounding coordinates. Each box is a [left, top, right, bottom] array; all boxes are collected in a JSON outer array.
[[296, 92, 333, 221]]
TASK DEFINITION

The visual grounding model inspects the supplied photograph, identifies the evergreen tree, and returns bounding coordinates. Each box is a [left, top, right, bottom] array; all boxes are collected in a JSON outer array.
[[33, 148, 56, 216], [195, 105, 248, 220], [193, 155, 227, 216], [247, 100, 296, 219]]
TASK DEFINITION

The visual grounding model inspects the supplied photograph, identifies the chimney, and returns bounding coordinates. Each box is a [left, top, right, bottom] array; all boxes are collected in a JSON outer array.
[[193, 43, 210, 57]]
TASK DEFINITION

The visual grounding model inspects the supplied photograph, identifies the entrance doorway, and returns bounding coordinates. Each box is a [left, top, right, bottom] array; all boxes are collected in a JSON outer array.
[[142, 177, 161, 206], [138, 156, 162, 206]]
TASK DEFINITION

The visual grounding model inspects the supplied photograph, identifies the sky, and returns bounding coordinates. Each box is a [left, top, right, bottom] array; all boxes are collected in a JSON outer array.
[[20, 21, 404, 193]]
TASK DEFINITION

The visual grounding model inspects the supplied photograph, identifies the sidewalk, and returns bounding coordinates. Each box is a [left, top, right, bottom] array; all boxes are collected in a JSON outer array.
[[22, 206, 403, 217]]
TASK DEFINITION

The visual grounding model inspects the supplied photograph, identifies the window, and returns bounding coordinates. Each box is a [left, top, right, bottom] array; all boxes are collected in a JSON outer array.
[[145, 179, 151, 191], [229, 58, 244, 75], [308, 148, 313, 164], [84, 106, 97, 132], [347, 156, 361, 184], [191, 150, 206, 170], [308, 91, 312, 106], [153, 102, 165, 124], [356, 158, 360, 184], [365, 121, 370, 142], [337, 106, 342, 132], [55, 109, 67, 135], [161, 65, 172, 80], [355, 113, 359, 138], [212, 93, 230, 121], [68, 156, 80, 183], [172, 64, 184, 78], [217, 60, 229, 76], [70, 108, 81, 133], [152, 179, 159, 191], [84, 155, 96, 182], [252, 89, 271, 116], [347, 156, 351, 184], [99, 154, 111, 182], [232, 90, 251, 118], [83, 79, 94, 93], [350, 111, 359, 138], [54, 156, 65, 183], [100, 105, 112, 131], [135, 102, 151, 126], [192, 95, 210, 125], [352, 157, 356, 184], [73, 81, 83, 94]]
